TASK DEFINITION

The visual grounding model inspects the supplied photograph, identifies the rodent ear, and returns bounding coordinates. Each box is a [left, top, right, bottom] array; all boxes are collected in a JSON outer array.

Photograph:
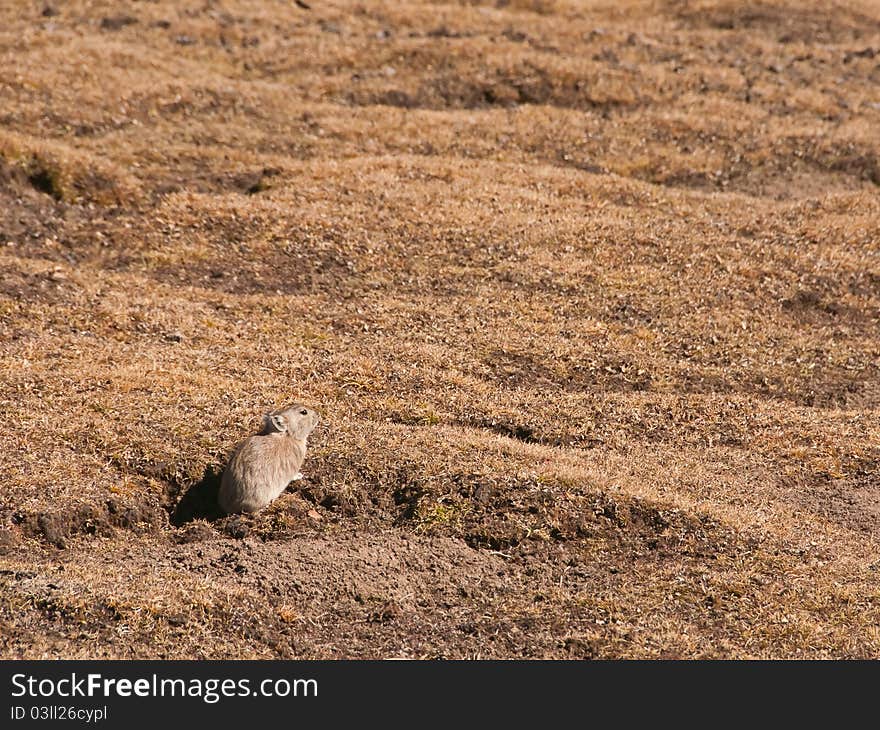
[[265, 413, 288, 433]]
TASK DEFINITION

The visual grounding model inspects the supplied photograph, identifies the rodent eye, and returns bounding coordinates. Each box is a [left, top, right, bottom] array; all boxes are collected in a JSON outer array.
[[300, 409, 308, 415]]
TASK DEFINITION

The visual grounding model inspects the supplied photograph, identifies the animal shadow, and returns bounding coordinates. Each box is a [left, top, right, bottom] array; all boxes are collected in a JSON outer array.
[[171, 465, 225, 526]]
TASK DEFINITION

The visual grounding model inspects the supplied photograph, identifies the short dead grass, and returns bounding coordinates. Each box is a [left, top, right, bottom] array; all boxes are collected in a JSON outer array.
[[0, 0, 879, 658]]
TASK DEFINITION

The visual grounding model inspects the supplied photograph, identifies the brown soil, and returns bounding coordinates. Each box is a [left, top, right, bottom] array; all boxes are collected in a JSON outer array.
[[1, 0, 879, 658]]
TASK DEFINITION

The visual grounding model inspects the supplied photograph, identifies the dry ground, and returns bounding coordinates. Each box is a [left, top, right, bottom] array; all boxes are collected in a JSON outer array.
[[0, 0, 879, 658]]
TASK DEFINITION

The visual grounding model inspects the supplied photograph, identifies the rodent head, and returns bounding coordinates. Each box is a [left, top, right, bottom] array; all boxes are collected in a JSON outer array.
[[261, 403, 320, 440]]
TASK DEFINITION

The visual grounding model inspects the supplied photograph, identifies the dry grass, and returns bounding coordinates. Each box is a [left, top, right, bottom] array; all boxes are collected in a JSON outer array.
[[0, 0, 879, 658]]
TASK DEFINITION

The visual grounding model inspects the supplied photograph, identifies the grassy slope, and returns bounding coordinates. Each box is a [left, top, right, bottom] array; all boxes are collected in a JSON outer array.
[[0, 0, 879, 658]]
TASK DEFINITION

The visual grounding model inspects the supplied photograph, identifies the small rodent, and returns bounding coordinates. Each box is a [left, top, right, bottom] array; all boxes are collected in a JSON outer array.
[[218, 403, 320, 514]]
